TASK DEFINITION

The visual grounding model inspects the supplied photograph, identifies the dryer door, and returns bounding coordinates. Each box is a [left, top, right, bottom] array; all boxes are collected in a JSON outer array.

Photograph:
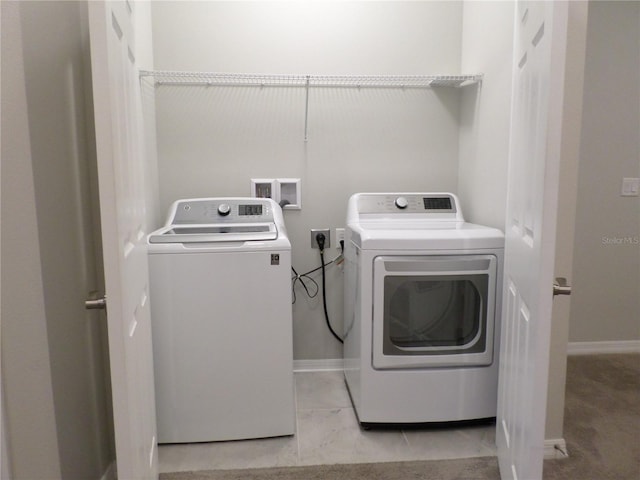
[[372, 255, 497, 369]]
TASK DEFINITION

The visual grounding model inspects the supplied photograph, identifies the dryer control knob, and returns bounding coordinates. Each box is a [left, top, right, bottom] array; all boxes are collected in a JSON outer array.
[[217, 204, 231, 216], [395, 197, 409, 209]]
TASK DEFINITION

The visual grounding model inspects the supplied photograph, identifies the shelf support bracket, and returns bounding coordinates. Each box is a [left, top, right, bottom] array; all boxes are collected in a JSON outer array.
[[304, 75, 310, 142]]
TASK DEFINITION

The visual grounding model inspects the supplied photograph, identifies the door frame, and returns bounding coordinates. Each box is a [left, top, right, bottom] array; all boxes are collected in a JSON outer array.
[[544, 0, 589, 457]]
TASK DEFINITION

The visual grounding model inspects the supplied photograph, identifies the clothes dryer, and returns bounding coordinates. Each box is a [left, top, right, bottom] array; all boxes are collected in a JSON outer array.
[[343, 193, 504, 426], [148, 198, 294, 443]]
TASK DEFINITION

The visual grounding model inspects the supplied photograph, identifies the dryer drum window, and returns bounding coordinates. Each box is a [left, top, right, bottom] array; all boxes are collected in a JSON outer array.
[[383, 274, 487, 356], [371, 254, 498, 369]]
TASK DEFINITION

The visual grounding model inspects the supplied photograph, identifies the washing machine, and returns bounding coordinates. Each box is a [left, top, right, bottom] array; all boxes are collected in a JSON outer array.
[[148, 197, 294, 443], [343, 193, 504, 426]]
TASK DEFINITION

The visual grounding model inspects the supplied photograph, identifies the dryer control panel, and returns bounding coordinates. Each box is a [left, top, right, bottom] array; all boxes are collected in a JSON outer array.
[[356, 193, 458, 215]]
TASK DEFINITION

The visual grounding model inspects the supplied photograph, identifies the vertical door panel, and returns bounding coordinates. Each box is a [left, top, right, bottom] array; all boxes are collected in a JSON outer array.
[[497, 2, 568, 479], [88, 1, 157, 478]]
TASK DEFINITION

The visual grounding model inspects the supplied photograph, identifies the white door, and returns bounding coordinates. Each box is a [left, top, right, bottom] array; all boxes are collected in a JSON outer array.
[[496, 2, 569, 480], [88, 1, 158, 478]]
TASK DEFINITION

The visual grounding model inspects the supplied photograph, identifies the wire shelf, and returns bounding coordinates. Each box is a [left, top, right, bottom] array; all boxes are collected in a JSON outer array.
[[139, 70, 483, 141], [139, 70, 482, 89]]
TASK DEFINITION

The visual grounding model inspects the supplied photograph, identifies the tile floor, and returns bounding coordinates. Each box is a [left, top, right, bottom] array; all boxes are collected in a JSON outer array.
[[159, 370, 497, 473]]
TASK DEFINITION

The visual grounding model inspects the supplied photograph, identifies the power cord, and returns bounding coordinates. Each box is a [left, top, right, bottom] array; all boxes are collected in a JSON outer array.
[[315, 232, 344, 344], [291, 242, 343, 304], [291, 266, 319, 304]]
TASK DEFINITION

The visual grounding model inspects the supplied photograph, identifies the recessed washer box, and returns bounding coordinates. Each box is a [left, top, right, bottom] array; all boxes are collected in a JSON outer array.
[[277, 178, 301, 210], [250, 179, 276, 199], [250, 178, 301, 209]]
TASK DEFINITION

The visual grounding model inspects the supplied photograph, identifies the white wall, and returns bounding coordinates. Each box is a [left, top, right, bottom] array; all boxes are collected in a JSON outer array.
[[570, 1, 640, 344], [137, 0, 162, 229], [1, 2, 62, 477], [151, 1, 468, 360], [151, 1, 462, 75], [458, 1, 513, 228]]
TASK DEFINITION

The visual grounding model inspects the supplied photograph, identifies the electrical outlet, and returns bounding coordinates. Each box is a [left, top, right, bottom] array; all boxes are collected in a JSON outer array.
[[310, 229, 331, 249], [336, 228, 345, 249]]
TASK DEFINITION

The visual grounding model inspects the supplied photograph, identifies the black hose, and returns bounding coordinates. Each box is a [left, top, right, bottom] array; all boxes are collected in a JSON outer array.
[[315, 232, 343, 344], [320, 249, 344, 344]]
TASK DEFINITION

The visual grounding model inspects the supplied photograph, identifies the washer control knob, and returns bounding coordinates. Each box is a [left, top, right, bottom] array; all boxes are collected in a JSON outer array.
[[217, 203, 231, 216], [395, 196, 409, 209]]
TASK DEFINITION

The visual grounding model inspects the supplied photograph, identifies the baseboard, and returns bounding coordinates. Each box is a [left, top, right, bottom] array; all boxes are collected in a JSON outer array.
[[293, 358, 344, 372], [544, 438, 569, 460], [100, 462, 116, 480], [567, 340, 640, 356]]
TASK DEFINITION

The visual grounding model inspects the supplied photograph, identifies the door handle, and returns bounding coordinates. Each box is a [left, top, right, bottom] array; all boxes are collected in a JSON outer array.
[[553, 277, 571, 296], [85, 291, 107, 310]]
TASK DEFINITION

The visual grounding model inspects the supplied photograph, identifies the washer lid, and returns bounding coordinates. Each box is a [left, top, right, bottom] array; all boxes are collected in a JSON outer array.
[[148, 223, 277, 244], [149, 197, 286, 244]]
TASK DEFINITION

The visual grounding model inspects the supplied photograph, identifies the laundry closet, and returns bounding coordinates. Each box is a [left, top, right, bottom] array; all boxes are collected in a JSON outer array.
[[145, 1, 514, 364]]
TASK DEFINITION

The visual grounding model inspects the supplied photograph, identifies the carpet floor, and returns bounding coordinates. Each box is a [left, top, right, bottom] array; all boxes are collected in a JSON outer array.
[[160, 354, 639, 480], [160, 457, 499, 480], [543, 354, 639, 480]]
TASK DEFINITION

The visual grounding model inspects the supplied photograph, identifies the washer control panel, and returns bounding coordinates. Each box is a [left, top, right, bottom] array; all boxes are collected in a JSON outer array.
[[357, 194, 458, 214], [170, 198, 274, 224]]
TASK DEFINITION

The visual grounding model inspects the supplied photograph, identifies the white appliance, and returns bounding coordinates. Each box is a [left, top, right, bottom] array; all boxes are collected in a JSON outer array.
[[343, 193, 504, 426], [148, 197, 294, 443]]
